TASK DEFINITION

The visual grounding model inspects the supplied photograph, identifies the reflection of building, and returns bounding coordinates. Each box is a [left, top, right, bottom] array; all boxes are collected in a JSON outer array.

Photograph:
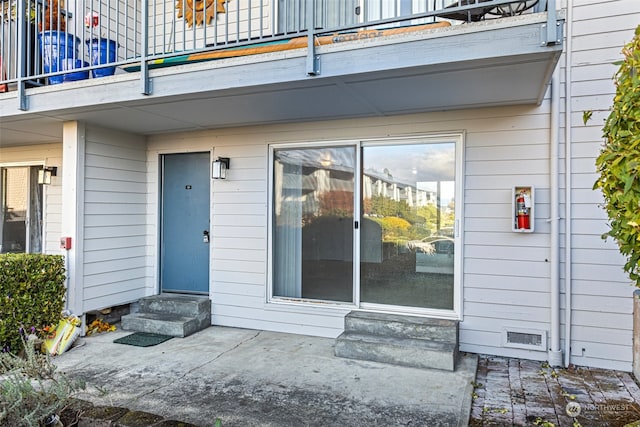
[[363, 170, 437, 208], [1, 168, 28, 252], [274, 150, 442, 225], [274, 149, 355, 221]]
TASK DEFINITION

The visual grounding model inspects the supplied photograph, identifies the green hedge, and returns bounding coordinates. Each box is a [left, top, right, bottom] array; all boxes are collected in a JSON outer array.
[[595, 25, 640, 286], [0, 254, 66, 354]]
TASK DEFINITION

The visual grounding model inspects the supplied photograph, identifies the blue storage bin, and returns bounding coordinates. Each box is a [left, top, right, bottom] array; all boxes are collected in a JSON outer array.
[[62, 59, 90, 82], [38, 31, 84, 84], [86, 38, 118, 77]]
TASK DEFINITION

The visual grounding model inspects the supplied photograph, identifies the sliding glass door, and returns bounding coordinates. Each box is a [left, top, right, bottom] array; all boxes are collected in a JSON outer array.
[[277, 0, 359, 33], [360, 141, 457, 310], [272, 145, 356, 302], [270, 136, 462, 315]]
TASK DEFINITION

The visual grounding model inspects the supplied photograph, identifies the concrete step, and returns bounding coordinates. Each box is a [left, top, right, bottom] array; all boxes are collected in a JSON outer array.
[[138, 294, 211, 318], [121, 312, 210, 338], [334, 332, 457, 371], [344, 311, 458, 343]]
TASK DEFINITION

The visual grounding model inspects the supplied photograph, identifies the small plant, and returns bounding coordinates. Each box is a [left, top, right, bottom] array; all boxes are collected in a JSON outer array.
[[482, 406, 509, 414], [533, 417, 556, 427], [91, 384, 116, 409], [0, 337, 85, 426], [471, 381, 483, 400]]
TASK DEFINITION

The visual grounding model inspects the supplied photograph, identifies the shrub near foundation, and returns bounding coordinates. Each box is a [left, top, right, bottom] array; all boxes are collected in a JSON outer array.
[[595, 25, 640, 286], [0, 254, 66, 354]]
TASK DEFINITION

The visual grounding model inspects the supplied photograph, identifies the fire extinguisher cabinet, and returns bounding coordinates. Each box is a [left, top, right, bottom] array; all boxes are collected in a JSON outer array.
[[512, 186, 534, 233]]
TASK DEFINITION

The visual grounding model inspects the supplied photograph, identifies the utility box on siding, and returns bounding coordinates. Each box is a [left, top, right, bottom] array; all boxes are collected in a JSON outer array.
[[512, 186, 534, 233]]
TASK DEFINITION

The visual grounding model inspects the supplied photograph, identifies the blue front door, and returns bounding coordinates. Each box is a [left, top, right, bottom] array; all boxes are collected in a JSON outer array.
[[160, 152, 210, 294]]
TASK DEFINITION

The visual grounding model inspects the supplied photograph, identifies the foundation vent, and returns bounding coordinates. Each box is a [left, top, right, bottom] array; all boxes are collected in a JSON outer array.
[[502, 328, 547, 351]]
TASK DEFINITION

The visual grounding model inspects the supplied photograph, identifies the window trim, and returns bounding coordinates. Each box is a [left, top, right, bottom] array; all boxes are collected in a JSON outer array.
[[267, 140, 360, 308], [0, 162, 46, 254]]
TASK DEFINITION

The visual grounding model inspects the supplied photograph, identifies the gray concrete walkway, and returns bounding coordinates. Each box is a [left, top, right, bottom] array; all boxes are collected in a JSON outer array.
[[53, 326, 478, 427]]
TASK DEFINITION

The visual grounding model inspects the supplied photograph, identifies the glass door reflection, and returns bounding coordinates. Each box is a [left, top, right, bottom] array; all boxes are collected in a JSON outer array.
[[360, 142, 456, 310], [273, 146, 356, 302]]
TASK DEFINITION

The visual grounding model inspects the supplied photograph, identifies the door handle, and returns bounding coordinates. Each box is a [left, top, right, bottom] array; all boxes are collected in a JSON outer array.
[[203, 230, 210, 243]]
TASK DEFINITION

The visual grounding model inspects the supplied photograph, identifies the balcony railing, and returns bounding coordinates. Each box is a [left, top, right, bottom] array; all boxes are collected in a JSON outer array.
[[1, 0, 553, 107]]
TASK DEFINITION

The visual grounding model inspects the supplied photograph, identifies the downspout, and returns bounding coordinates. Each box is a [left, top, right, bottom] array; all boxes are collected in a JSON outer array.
[[549, 64, 562, 367], [564, 0, 574, 368]]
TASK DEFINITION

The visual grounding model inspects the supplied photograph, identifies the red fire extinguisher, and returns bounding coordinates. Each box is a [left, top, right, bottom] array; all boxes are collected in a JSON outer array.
[[516, 192, 530, 229]]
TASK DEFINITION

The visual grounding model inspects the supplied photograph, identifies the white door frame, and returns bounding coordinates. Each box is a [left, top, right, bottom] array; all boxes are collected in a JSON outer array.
[[267, 133, 465, 320]]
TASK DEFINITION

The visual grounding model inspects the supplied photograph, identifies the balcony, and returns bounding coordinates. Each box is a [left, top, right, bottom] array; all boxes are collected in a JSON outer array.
[[0, 0, 562, 145]]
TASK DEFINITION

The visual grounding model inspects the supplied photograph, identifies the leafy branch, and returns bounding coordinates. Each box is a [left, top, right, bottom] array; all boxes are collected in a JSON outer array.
[[594, 25, 640, 286]]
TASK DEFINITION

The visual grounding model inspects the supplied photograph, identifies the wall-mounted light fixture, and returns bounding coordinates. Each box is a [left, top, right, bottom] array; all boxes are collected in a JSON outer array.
[[212, 157, 230, 179], [38, 167, 58, 185]]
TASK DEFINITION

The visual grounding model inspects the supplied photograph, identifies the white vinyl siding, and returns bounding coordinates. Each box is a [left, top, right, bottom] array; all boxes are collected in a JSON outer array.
[[148, 89, 633, 370], [115, 0, 638, 371], [462, 0, 638, 371], [560, 0, 639, 370], [43, 181, 63, 254], [459, 101, 553, 362], [148, 135, 349, 337], [82, 127, 150, 312], [0, 143, 62, 254], [148, 103, 559, 340]]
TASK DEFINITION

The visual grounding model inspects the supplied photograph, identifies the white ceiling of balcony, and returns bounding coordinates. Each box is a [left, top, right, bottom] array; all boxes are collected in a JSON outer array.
[[0, 13, 562, 147]]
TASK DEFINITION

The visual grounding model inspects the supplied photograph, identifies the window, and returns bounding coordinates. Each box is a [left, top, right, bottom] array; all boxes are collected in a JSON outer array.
[[0, 166, 43, 253], [269, 135, 462, 314]]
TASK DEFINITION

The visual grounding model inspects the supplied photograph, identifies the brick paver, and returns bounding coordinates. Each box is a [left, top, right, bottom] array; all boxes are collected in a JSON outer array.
[[469, 355, 640, 426]]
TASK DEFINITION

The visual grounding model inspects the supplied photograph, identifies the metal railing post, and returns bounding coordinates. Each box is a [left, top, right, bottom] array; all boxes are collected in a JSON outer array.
[[544, 0, 560, 46], [306, 0, 319, 76], [141, 0, 151, 95], [17, 0, 28, 110]]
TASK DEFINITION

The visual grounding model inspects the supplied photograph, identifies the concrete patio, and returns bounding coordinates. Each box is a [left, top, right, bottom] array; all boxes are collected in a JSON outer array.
[[52, 324, 640, 426], [53, 325, 478, 426]]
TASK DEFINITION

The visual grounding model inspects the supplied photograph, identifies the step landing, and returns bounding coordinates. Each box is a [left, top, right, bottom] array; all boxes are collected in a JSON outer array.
[[335, 311, 459, 371], [121, 294, 211, 338]]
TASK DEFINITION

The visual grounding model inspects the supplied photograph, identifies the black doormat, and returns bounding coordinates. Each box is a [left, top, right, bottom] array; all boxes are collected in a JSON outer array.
[[113, 332, 173, 347]]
